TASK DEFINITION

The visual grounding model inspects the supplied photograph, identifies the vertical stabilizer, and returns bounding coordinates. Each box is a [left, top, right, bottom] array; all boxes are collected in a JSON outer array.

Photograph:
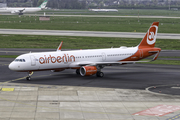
[[138, 22, 159, 49], [39, 0, 48, 9]]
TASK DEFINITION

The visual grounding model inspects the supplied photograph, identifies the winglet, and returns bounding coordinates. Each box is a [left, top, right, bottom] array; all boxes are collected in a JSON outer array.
[[57, 41, 63, 51]]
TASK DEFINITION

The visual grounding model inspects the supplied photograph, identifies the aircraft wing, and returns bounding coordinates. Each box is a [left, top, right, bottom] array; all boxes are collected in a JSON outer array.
[[78, 61, 149, 66], [19, 8, 25, 13], [11, 8, 25, 14], [69, 61, 149, 67]]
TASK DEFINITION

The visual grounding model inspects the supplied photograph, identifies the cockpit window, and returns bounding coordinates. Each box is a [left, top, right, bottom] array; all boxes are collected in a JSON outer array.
[[14, 59, 26, 62]]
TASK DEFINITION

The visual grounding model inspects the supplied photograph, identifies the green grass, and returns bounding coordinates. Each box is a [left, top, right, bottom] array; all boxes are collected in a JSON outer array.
[[140, 60, 180, 65], [38, 9, 180, 17], [0, 55, 18, 58], [1, 15, 180, 33], [0, 35, 179, 50], [158, 56, 180, 58]]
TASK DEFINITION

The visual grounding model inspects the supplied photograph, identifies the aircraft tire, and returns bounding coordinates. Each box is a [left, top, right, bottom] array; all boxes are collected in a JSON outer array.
[[76, 69, 80, 75], [96, 72, 104, 77], [19, 13, 23, 15], [26, 77, 31, 81]]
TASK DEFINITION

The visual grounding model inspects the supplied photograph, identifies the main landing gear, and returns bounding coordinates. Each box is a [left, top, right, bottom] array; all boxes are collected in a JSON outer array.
[[76, 69, 80, 75], [19, 13, 23, 15], [96, 65, 104, 77], [96, 71, 104, 77], [26, 71, 33, 81]]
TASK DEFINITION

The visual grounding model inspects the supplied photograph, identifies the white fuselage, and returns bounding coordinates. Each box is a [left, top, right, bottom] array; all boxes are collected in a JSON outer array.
[[9, 47, 138, 72], [0, 7, 41, 13]]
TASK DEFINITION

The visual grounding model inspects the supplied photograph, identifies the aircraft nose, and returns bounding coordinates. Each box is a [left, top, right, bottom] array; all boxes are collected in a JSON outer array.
[[9, 62, 16, 71]]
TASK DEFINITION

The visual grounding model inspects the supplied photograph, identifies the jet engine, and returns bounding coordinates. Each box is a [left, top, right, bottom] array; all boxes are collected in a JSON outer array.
[[80, 66, 97, 76], [11, 11, 16, 13]]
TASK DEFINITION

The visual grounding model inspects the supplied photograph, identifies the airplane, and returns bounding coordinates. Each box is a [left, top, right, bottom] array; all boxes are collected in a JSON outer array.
[[0, 0, 48, 15], [9, 22, 161, 81], [89, 9, 118, 12]]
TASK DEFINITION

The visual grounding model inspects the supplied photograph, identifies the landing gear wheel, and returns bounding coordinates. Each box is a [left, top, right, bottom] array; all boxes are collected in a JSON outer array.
[[19, 13, 23, 15], [96, 72, 104, 77], [26, 77, 31, 81], [76, 69, 80, 75], [26, 71, 33, 81]]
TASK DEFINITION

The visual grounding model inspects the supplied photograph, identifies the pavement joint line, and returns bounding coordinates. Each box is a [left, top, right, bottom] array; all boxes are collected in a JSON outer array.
[[0, 74, 158, 117], [0, 90, 134, 116], [0, 74, 134, 116]]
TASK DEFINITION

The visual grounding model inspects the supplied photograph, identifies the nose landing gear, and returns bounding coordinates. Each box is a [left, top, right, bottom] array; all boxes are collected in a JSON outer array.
[[26, 71, 33, 81]]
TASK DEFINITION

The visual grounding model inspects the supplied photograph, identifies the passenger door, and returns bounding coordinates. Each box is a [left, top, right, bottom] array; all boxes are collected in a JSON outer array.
[[30, 55, 36, 66]]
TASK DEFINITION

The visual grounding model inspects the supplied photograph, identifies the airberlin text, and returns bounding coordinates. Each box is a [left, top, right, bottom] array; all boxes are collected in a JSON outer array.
[[39, 54, 75, 64]]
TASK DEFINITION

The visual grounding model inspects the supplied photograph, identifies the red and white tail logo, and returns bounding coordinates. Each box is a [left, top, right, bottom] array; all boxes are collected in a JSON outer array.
[[138, 22, 159, 48]]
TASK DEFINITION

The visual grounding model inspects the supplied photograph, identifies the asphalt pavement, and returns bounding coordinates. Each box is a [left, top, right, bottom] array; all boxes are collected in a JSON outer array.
[[1, 29, 180, 39]]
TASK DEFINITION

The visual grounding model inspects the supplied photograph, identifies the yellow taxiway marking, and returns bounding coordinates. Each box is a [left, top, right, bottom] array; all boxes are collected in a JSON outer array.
[[1, 88, 14, 91]]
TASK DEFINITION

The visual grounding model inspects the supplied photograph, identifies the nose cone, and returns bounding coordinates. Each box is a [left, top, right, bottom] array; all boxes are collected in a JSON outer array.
[[9, 62, 16, 71]]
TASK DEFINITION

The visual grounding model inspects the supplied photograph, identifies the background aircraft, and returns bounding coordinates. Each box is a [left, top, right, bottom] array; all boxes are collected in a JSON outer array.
[[0, 0, 48, 15], [9, 22, 161, 80]]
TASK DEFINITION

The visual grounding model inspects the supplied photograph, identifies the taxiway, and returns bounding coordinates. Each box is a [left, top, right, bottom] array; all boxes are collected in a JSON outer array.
[[0, 48, 180, 120], [0, 29, 180, 39]]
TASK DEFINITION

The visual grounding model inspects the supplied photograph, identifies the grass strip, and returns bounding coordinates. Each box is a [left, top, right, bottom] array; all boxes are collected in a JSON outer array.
[[0, 35, 180, 50], [0, 55, 18, 58], [1, 15, 180, 33], [37, 9, 180, 17], [139, 60, 180, 65]]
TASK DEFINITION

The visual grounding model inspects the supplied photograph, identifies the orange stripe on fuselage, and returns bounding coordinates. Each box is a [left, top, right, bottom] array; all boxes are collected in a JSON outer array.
[[121, 47, 161, 61]]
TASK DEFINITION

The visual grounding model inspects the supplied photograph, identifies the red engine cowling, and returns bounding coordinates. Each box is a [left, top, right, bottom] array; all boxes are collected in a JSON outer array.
[[80, 66, 97, 76]]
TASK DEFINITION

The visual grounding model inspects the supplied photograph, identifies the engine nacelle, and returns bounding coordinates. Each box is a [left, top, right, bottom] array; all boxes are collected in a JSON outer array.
[[11, 11, 16, 14], [80, 66, 97, 76], [51, 69, 65, 72]]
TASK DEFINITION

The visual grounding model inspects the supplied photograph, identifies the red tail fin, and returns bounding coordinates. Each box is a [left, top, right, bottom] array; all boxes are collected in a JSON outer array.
[[138, 22, 159, 49]]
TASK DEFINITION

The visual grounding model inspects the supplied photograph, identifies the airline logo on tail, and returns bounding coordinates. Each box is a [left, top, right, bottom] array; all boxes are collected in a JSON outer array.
[[39, 0, 48, 8], [147, 25, 158, 45], [138, 22, 159, 48]]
